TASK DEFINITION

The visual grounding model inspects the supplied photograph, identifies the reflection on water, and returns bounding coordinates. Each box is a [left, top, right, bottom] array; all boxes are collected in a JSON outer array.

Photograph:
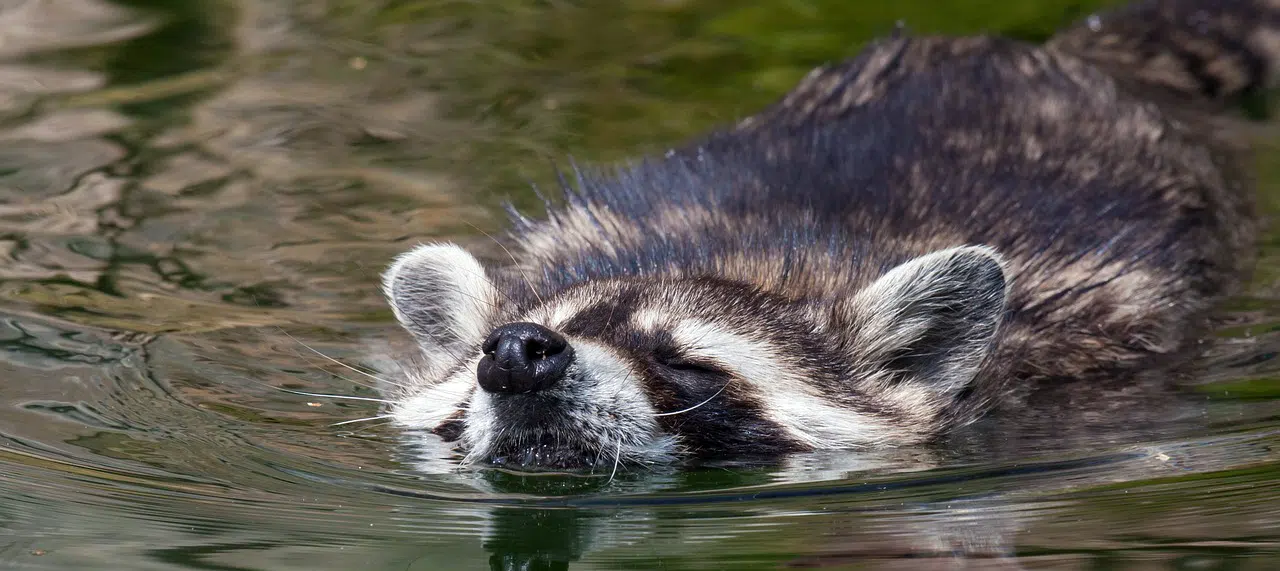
[[0, 0, 1278, 569]]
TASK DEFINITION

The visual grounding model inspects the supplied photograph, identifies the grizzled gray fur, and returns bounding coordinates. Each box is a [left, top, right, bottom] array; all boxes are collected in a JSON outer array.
[[381, 0, 1271, 470]]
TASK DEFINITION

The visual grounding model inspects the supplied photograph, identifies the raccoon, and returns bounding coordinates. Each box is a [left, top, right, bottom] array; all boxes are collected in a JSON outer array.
[[381, 0, 1274, 470]]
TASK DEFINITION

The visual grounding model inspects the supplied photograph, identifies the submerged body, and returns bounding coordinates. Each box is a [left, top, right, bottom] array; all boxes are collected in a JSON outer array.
[[382, 0, 1273, 470]]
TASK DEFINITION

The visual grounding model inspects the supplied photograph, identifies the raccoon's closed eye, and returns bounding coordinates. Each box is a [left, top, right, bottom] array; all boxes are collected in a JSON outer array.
[[654, 349, 724, 375]]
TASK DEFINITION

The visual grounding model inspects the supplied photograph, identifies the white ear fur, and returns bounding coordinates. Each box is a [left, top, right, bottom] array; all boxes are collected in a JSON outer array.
[[382, 243, 499, 355], [850, 245, 1008, 396]]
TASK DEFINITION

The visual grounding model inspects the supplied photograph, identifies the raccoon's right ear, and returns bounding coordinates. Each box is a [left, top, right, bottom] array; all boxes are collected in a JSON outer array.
[[382, 244, 500, 355]]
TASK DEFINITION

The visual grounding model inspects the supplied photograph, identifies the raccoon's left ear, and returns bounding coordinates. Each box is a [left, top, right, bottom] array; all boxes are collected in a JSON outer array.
[[382, 243, 500, 358], [848, 245, 1008, 397]]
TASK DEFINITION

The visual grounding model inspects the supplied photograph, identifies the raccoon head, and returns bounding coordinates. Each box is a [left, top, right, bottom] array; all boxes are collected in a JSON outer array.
[[382, 243, 1007, 471]]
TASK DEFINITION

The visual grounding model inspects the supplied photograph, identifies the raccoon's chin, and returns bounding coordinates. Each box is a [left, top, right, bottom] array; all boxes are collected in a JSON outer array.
[[482, 433, 605, 472]]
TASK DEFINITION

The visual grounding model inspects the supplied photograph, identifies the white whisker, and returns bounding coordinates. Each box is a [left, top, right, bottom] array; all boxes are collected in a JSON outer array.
[[273, 387, 395, 404], [591, 443, 606, 474], [652, 378, 733, 417], [278, 328, 402, 388], [336, 420, 395, 437], [330, 414, 397, 426], [452, 265, 518, 307], [465, 221, 545, 306], [607, 439, 622, 484], [219, 369, 397, 405]]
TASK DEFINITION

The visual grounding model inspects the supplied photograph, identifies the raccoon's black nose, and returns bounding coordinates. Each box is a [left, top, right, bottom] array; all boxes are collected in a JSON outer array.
[[477, 322, 574, 394]]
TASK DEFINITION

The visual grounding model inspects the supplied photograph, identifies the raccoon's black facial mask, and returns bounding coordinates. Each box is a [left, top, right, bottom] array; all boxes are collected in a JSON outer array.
[[381, 243, 1007, 470]]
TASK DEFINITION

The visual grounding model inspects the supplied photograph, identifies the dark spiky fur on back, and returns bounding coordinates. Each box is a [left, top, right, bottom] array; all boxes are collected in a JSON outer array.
[[383, 0, 1276, 469], [500, 3, 1263, 411]]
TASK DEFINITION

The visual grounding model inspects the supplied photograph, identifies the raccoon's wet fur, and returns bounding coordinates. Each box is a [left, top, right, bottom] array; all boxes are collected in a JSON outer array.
[[382, 0, 1273, 470]]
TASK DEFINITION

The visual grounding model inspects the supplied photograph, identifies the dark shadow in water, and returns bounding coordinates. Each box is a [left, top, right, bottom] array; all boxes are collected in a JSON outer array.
[[105, 0, 233, 116], [484, 507, 595, 571]]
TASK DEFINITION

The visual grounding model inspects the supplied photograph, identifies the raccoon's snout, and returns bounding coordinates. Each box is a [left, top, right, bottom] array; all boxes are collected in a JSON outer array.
[[476, 322, 574, 394]]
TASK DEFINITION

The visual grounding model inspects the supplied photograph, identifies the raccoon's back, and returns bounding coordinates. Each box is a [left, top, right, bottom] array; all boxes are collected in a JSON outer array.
[[698, 36, 1257, 377], [511, 36, 1256, 381], [639, 37, 1251, 289]]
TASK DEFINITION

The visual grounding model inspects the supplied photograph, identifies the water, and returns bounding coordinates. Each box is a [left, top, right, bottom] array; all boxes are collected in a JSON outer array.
[[0, 0, 1278, 569]]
